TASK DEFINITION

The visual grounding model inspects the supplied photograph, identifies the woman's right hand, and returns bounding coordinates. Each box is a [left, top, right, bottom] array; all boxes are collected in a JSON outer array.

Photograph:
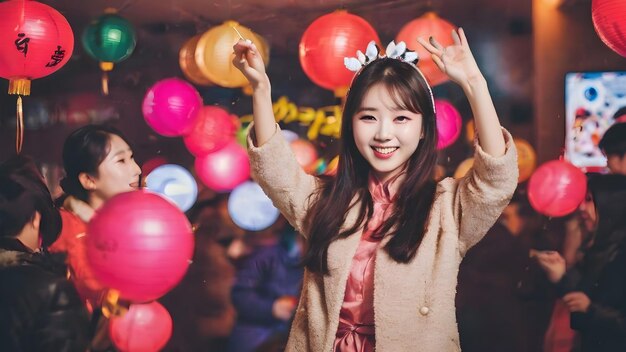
[[232, 39, 268, 90], [532, 249, 566, 283]]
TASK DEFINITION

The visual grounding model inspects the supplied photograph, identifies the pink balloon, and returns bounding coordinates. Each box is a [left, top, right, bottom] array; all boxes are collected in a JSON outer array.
[[142, 78, 202, 137], [195, 141, 250, 192], [109, 301, 172, 352], [183, 106, 238, 156], [435, 99, 462, 149], [528, 160, 587, 217], [86, 191, 194, 302]]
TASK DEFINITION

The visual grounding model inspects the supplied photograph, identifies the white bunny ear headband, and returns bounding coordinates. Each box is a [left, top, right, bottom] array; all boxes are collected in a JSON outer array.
[[344, 40, 436, 113]]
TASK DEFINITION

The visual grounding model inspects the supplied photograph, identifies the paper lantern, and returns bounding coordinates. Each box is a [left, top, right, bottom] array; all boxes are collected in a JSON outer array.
[[109, 301, 172, 352], [195, 21, 269, 88], [228, 181, 280, 231], [0, 0, 74, 89], [179, 34, 213, 86], [465, 119, 475, 143], [592, 0, 626, 58], [142, 78, 202, 137], [0, 0, 74, 152], [87, 191, 194, 302], [82, 9, 136, 94], [396, 12, 456, 87], [235, 124, 251, 148], [454, 158, 474, 179], [290, 139, 319, 173], [141, 157, 168, 176], [435, 99, 462, 149], [183, 106, 238, 157], [514, 138, 537, 183], [326, 156, 339, 176], [300, 10, 380, 97], [146, 164, 198, 212], [528, 160, 587, 217], [195, 140, 250, 192]]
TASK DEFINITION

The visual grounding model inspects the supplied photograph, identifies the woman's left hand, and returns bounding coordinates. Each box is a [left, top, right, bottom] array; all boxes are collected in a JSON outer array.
[[563, 291, 591, 313], [417, 28, 483, 89]]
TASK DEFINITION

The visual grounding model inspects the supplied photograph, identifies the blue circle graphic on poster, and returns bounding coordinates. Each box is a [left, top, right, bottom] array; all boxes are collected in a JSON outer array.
[[146, 164, 198, 212], [228, 181, 279, 231]]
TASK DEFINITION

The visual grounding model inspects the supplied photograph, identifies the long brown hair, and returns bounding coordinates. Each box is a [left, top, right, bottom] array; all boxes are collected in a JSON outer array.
[[302, 58, 438, 274]]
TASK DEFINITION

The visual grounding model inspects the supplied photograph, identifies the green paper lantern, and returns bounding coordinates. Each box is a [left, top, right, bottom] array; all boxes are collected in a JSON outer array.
[[82, 11, 136, 69]]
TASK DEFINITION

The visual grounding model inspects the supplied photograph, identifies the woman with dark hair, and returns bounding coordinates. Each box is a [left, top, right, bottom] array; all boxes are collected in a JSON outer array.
[[0, 155, 90, 351], [49, 124, 141, 308], [49, 125, 141, 351], [536, 174, 626, 351], [232, 28, 518, 351]]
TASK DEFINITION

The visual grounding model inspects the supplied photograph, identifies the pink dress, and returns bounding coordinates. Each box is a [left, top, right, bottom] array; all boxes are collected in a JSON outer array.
[[333, 174, 398, 352]]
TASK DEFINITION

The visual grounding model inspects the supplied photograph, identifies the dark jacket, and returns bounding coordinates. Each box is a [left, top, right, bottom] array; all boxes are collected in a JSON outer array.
[[557, 241, 626, 352], [227, 242, 303, 352], [0, 239, 90, 352]]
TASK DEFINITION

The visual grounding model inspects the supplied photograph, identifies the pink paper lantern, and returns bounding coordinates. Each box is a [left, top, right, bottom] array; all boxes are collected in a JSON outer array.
[[142, 78, 202, 137], [86, 191, 194, 302], [195, 140, 250, 192], [528, 160, 587, 217], [109, 301, 172, 352], [183, 106, 238, 156], [435, 99, 462, 149], [592, 0, 626, 58]]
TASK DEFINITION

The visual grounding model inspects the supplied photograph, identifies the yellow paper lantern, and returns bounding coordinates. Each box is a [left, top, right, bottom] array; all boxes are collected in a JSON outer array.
[[179, 34, 213, 86], [514, 138, 537, 183], [454, 158, 474, 179], [195, 21, 269, 88]]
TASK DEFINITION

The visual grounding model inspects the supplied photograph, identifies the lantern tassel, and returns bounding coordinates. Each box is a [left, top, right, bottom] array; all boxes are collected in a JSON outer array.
[[102, 71, 109, 96], [16, 96, 24, 154]]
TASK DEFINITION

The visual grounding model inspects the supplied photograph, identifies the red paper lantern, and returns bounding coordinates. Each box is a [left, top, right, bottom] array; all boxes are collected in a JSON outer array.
[[86, 191, 194, 302], [299, 10, 380, 97], [0, 0, 74, 152], [527, 160, 587, 217], [434, 99, 462, 149], [592, 0, 626, 57], [183, 106, 239, 157], [109, 301, 173, 352], [0, 0, 74, 92], [194, 140, 250, 192], [290, 139, 319, 174], [396, 12, 456, 87]]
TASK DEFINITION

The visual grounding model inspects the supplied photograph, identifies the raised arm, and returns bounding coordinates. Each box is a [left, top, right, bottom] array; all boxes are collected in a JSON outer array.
[[418, 28, 505, 157], [420, 29, 517, 254], [232, 39, 275, 147]]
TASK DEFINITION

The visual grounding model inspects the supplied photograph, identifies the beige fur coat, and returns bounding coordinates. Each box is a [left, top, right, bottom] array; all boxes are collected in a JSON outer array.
[[247, 124, 518, 351]]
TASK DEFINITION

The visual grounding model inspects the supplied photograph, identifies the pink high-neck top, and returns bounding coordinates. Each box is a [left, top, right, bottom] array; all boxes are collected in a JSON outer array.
[[333, 174, 399, 352]]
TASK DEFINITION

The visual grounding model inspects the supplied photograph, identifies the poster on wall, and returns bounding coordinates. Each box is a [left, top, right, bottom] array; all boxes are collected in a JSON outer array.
[[565, 71, 626, 170]]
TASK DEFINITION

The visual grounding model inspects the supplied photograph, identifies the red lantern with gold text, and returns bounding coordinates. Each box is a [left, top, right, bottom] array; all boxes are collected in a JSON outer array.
[[396, 12, 456, 87], [299, 10, 380, 97], [592, 0, 626, 57], [0, 0, 74, 153]]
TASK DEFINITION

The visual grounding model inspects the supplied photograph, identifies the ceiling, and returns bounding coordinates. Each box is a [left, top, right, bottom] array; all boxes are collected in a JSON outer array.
[[46, 0, 534, 53]]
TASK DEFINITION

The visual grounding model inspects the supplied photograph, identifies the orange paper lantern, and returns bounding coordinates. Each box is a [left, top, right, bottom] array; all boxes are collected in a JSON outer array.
[[396, 12, 456, 87], [299, 10, 380, 97], [454, 158, 474, 179], [195, 21, 269, 88], [179, 34, 212, 86], [514, 138, 537, 183]]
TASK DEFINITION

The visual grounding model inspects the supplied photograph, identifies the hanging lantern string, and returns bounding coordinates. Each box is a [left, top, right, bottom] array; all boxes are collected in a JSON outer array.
[[16, 96, 24, 154]]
